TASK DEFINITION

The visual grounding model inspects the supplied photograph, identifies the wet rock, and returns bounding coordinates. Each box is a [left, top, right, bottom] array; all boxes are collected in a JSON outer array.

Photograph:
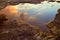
[[47, 9, 60, 40], [0, 22, 43, 40]]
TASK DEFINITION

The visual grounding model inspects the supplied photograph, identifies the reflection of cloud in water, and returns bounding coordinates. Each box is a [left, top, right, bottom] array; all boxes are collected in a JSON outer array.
[[6, 6, 18, 15], [16, 2, 60, 18], [14, 2, 60, 31], [0, 5, 19, 20], [0, 1, 60, 31]]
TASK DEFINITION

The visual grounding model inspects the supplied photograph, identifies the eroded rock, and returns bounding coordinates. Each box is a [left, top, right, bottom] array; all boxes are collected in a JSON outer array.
[[47, 9, 60, 40]]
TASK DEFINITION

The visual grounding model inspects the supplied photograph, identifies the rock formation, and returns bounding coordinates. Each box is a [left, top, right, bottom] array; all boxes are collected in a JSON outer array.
[[47, 9, 60, 40], [0, 14, 55, 40], [0, 0, 44, 10], [0, 0, 60, 10], [0, 0, 60, 40], [0, 14, 46, 40]]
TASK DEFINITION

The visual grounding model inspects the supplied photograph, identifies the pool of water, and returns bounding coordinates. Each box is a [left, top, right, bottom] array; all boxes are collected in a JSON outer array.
[[15, 2, 60, 31], [1, 2, 60, 32]]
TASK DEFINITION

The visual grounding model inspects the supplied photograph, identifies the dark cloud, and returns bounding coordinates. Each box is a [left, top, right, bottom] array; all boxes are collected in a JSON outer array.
[[0, 0, 44, 10], [9, 0, 44, 5], [0, 0, 60, 10], [3, 0, 60, 5]]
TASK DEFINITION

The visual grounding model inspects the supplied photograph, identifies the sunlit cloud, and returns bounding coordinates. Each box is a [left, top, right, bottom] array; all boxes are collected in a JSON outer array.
[[0, 5, 19, 20], [6, 6, 18, 15], [0, 1, 60, 21], [15, 1, 60, 12]]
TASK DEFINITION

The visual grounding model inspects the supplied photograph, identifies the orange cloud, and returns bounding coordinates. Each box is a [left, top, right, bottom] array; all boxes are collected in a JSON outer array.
[[6, 6, 18, 14], [0, 5, 19, 20], [0, 5, 18, 15]]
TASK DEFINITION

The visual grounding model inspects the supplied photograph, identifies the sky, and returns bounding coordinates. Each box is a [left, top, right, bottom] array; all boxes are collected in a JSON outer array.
[[0, 1, 60, 31], [0, 1, 60, 22], [15, 1, 60, 22], [0, 1, 60, 21]]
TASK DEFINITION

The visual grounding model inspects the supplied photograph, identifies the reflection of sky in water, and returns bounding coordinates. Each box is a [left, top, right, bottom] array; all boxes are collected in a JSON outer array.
[[15, 2, 60, 31]]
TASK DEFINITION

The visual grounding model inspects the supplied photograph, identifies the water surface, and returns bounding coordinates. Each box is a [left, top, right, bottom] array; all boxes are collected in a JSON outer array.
[[15, 2, 60, 31]]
